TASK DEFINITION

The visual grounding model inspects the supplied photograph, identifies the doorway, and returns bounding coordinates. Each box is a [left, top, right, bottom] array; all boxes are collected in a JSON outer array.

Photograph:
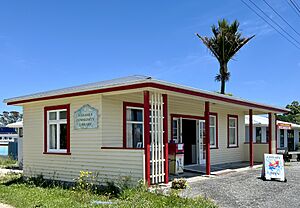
[[182, 119, 197, 165]]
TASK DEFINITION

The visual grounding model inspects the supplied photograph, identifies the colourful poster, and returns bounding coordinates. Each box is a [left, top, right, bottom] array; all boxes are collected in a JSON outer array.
[[263, 154, 285, 182]]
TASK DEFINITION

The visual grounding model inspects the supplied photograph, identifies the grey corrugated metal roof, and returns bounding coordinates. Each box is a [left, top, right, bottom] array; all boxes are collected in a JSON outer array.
[[4, 75, 151, 103], [3, 75, 288, 113]]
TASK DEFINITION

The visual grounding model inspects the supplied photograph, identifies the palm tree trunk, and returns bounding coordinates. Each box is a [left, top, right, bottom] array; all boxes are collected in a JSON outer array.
[[220, 79, 226, 94]]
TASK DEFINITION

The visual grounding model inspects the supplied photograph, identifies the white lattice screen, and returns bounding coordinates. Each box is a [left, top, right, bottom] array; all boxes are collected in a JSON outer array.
[[149, 92, 165, 184]]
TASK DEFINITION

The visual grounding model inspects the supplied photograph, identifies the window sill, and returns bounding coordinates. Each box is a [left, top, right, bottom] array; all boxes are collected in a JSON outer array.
[[244, 142, 269, 144], [227, 145, 239, 148], [43, 152, 71, 155], [210, 147, 218, 149], [101, 147, 144, 150]]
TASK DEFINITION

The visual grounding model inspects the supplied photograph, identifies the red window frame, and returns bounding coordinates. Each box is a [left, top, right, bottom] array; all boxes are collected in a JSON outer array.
[[123, 102, 144, 149], [227, 114, 239, 148], [44, 104, 71, 155]]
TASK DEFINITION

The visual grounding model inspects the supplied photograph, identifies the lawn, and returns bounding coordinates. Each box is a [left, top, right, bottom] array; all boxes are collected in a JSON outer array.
[[0, 173, 217, 208]]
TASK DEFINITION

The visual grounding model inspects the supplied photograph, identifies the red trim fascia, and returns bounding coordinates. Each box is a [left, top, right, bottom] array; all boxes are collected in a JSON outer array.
[[143, 91, 151, 186], [171, 114, 205, 121], [123, 102, 144, 148], [101, 147, 144, 150], [7, 82, 288, 113], [44, 104, 71, 155], [163, 94, 169, 183], [227, 114, 239, 148], [268, 113, 272, 154], [209, 112, 218, 149], [205, 101, 210, 175]]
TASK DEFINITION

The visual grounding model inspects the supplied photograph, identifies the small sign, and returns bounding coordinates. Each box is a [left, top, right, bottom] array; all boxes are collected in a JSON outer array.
[[277, 123, 291, 130], [74, 104, 98, 129], [262, 154, 285, 182]]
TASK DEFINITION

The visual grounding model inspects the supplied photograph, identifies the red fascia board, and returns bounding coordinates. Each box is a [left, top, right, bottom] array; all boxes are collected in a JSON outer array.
[[7, 82, 288, 113]]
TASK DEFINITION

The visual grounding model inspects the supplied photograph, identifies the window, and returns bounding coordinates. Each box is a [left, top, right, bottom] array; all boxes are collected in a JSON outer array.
[[256, 127, 262, 143], [19, 128, 23, 138], [245, 126, 249, 143], [228, 115, 238, 147], [126, 106, 144, 148], [280, 129, 285, 148], [210, 114, 218, 148], [266, 127, 269, 143], [172, 118, 180, 143], [44, 105, 70, 154]]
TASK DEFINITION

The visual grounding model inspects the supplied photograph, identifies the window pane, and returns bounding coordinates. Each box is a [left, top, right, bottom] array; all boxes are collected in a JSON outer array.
[[210, 127, 215, 146], [60, 124, 67, 149], [49, 124, 57, 149], [245, 126, 249, 142], [127, 123, 143, 148], [210, 116, 215, 126], [49, 112, 57, 120], [229, 128, 236, 145], [127, 109, 143, 122], [280, 129, 284, 147], [59, 111, 67, 120], [229, 118, 236, 127], [256, 127, 262, 143], [266, 127, 269, 143]]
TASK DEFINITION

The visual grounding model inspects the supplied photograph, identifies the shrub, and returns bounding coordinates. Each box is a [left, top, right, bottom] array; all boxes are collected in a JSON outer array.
[[171, 178, 188, 189]]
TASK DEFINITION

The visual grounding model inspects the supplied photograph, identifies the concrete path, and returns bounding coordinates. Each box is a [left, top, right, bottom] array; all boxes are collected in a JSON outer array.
[[181, 162, 300, 208], [0, 203, 13, 208], [0, 168, 22, 176]]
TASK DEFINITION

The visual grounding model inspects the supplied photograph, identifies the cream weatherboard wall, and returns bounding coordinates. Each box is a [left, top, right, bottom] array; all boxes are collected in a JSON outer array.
[[23, 93, 144, 183]]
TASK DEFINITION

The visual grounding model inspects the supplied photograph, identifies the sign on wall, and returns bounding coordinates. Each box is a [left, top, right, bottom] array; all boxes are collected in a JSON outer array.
[[277, 123, 291, 130], [74, 104, 98, 129], [262, 154, 285, 182]]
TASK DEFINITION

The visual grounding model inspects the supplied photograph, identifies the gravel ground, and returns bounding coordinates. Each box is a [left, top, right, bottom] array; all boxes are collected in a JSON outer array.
[[0, 203, 13, 208], [181, 162, 300, 208]]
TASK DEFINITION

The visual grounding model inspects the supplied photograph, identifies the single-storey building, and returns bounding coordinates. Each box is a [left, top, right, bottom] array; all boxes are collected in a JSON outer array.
[[7, 121, 24, 166], [3, 75, 288, 185], [245, 115, 300, 154]]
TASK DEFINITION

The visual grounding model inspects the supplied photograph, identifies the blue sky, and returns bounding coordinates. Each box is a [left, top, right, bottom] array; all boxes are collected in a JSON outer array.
[[0, 0, 299, 113]]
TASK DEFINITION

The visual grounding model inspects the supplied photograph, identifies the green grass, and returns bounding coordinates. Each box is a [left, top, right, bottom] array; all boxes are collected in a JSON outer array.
[[0, 157, 18, 169], [0, 174, 217, 208]]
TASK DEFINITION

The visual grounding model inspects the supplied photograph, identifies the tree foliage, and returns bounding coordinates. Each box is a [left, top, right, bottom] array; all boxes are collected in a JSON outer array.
[[277, 101, 300, 124], [0, 111, 23, 127], [197, 19, 254, 94]]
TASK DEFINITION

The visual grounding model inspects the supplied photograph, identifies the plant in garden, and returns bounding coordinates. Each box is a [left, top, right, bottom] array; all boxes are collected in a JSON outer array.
[[171, 178, 188, 189]]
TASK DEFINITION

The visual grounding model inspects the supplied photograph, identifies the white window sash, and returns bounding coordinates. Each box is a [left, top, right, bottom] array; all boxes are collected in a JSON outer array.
[[47, 109, 67, 152], [209, 115, 217, 148], [126, 107, 144, 148], [229, 117, 238, 147]]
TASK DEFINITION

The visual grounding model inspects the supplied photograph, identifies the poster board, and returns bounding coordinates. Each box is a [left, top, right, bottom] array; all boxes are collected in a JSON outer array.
[[262, 154, 285, 182]]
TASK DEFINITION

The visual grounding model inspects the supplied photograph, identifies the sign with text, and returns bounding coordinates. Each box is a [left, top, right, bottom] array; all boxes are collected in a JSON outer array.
[[74, 104, 98, 129], [262, 154, 285, 182], [277, 123, 291, 130]]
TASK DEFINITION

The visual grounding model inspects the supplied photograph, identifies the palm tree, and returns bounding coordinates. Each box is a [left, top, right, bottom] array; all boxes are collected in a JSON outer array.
[[197, 19, 254, 94]]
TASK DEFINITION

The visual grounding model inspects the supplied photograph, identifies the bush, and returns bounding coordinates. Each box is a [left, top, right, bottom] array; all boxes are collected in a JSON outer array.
[[0, 156, 17, 168], [171, 178, 188, 189]]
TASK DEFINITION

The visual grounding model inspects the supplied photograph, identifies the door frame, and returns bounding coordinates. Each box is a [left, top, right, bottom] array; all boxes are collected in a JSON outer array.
[[197, 119, 206, 165], [170, 114, 205, 166]]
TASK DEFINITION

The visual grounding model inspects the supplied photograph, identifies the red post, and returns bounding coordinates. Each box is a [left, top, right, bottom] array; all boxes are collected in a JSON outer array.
[[268, 113, 272, 154], [205, 101, 211, 175], [144, 91, 151, 186], [163, 94, 169, 183], [275, 114, 278, 153], [249, 109, 254, 167]]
